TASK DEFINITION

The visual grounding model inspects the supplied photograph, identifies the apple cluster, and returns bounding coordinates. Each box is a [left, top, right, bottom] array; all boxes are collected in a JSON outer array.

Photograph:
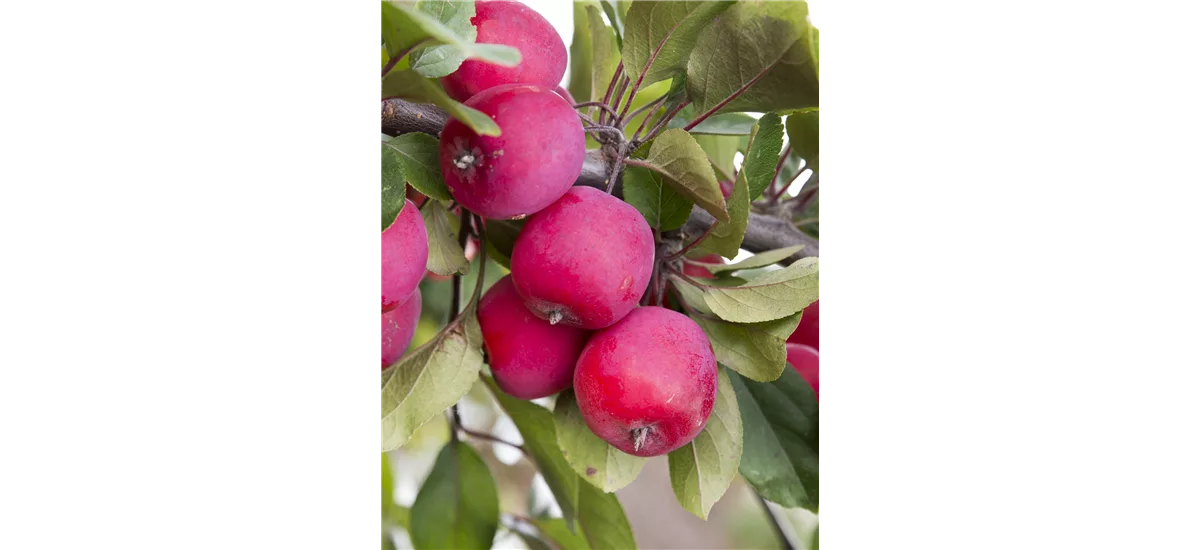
[[382, 1, 817, 457]]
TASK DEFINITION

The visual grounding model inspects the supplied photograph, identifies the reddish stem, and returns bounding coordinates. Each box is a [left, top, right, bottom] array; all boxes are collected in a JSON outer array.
[[772, 167, 811, 203], [458, 426, 529, 458], [664, 265, 707, 290], [768, 145, 792, 204], [681, 63, 775, 132], [600, 61, 628, 121], [635, 100, 690, 144], [795, 177, 819, 210], [621, 93, 667, 131], [607, 75, 631, 124], [574, 101, 620, 122]]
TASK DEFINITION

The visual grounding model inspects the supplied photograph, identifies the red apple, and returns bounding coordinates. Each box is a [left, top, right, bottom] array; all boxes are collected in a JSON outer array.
[[573, 307, 717, 456], [787, 300, 819, 350], [785, 343, 819, 402]]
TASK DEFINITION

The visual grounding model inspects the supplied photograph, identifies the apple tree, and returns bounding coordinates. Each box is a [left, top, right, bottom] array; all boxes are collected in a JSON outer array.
[[382, 1, 818, 548]]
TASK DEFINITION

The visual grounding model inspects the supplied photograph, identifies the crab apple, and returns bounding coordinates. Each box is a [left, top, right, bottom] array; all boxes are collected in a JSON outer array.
[[682, 253, 724, 280], [439, 1, 567, 102], [440, 84, 585, 220], [786, 343, 819, 402], [510, 186, 654, 329], [382, 199, 428, 313], [719, 179, 734, 199], [787, 300, 819, 350], [553, 85, 576, 106], [478, 275, 591, 399], [574, 307, 718, 457], [405, 186, 426, 208], [382, 289, 422, 368]]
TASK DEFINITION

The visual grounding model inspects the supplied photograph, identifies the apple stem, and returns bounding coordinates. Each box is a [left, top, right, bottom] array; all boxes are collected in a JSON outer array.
[[547, 310, 563, 325], [632, 426, 650, 452]]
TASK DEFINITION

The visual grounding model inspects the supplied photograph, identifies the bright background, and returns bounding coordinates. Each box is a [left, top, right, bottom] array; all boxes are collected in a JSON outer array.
[[385, 4, 822, 548]]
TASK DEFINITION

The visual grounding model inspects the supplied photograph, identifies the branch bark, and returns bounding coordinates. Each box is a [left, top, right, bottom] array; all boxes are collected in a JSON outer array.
[[382, 98, 816, 262]]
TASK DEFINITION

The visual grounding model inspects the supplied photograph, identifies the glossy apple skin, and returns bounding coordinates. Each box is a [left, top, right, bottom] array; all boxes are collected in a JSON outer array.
[[478, 275, 591, 399], [510, 187, 654, 329], [440, 1, 567, 102], [439, 84, 584, 220], [573, 307, 718, 457], [382, 289, 422, 368], [682, 253, 724, 280], [553, 85, 576, 106], [382, 199, 428, 313], [405, 186, 426, 208], [785, 343, 819, 402], [787, 300, 819, 350]]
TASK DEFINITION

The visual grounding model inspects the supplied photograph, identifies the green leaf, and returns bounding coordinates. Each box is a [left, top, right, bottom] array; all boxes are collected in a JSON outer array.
[[422, 203, 469, 276], [698, 163, 749, 258], [692, 313, 802, 382], [382, 69, 501, 136], [484, 379, 579, 531], [410, 441, 499, 550], [531, 518, 591, 550], [567, 2, 594, 104], [624, 163, 694, 231], [730, 368, 818, 511], [382, 164, 408, 233], [699, 274, 751, 288], [667, 367, 742, 519], [598, 0, 625, 48], [577, 483, 636, 549], [587, 5, 621, 105], [554, 391, 647, 493], [703, 258, 819, 323], [381, 1, 424, 60], [404, 1, 478, 78], [693, 133, 747, 183], [742, 114, 785, 201], [408, 45, 467, 78], [382, 453, 395, 516], [383, 133, 449, 202], [667, 112, 757, 135], [382, 1, 520, 76], [481, 218, 523, 270], [787, 107, 819, 173], [485, 381, 635, 548], [686, 1, 819, 114], [640, 129, 728, 222], [700, 246, 805, 274], [513, 530, 553, 550], [622, 1, 735, 86], [396, 504, 415, 530], [381, 301, 483, 451], [672, 278, 713, 315]]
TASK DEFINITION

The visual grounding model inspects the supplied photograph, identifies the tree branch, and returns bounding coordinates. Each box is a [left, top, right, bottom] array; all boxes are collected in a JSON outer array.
[[381, 98, 817, 262]]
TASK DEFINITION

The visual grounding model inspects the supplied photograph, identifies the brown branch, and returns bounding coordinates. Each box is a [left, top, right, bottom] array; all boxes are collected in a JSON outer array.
[[381, 98, 817, 263]]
